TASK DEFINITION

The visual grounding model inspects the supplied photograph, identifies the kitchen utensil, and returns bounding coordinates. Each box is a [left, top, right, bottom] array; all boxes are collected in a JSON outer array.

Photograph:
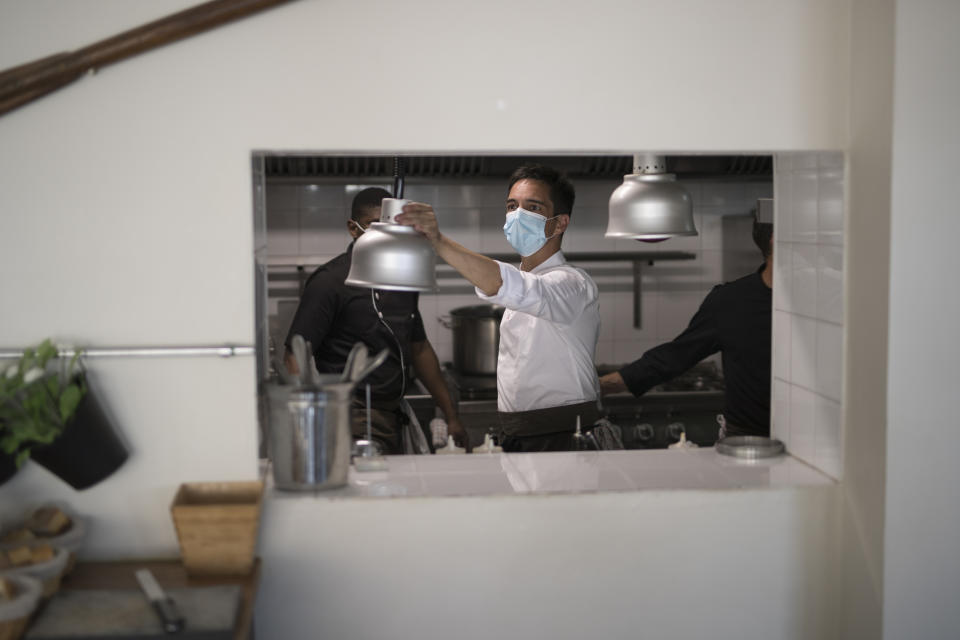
[[440, 304, 504, 375], [289, 335, 308, 387], [273, 379, 353, 491], [135, 568, 185, 633], [272, 351, 292, 385], [305, 340, 323, 387], [365, 383, 372, 445], [340, 342, 366, 383], [267, 343, 390, 490], [347, 348, 368, 385], [354, 383, 388, 472], [351, 348, 389, 384], [715, 435, 785, 459]]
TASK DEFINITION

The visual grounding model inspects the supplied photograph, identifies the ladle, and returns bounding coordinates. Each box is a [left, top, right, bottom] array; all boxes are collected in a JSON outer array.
[[289, 334, 309, 386], [305, 340, 324, 387], [352, 348, 389, 384], [340, 342, 366, 383]]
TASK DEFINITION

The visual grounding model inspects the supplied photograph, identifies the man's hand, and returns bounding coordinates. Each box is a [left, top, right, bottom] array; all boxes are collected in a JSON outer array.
[[599, 372, 628, 396], [395, 201, 502, 295], [447, 416, 472, 453], [394, 202, 441, 245]]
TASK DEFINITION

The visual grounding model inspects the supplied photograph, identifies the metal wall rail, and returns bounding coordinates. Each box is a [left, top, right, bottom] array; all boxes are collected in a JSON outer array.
[[0, 345, 255, 359]]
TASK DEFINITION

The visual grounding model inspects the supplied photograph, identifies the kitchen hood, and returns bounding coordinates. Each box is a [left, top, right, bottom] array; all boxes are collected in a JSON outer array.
[[263, 154, 772, 182]]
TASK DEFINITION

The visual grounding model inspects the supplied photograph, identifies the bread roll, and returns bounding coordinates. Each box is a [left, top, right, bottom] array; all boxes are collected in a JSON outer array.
[[30, 544, 55, 563], [0, 528, 35, 544], [26, 506, 72, 537], [6, 547, 32, 567]]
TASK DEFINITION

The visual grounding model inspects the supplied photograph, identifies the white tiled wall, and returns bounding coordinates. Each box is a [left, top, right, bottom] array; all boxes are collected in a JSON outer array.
[[265, 175, 772, 370], [772, 152, 845, 479]]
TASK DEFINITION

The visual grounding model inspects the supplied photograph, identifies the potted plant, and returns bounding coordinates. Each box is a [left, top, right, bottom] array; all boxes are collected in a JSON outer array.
[[0, 339, 128, 489]]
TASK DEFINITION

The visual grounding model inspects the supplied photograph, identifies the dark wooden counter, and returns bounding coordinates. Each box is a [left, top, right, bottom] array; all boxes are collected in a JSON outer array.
[[47, 558, 261, 640]]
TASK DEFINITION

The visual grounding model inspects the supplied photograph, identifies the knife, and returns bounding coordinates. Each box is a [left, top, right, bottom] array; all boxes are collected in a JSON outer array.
[[135, 568, 185, 634]]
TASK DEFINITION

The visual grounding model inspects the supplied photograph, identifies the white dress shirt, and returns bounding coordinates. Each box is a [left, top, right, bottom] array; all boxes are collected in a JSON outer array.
[[476, 251, 601, 413]]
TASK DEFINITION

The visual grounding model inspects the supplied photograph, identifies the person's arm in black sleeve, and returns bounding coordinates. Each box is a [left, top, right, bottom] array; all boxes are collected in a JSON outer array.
[[600, 286, 722, 396], [407, 306, 470, 450], [283, 269, 338, 376]]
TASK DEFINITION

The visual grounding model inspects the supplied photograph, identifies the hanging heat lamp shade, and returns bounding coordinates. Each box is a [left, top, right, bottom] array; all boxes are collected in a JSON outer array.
[[344, 158, 438, 292], [344, 221, 437, 292], [605, 154, 697, 242]]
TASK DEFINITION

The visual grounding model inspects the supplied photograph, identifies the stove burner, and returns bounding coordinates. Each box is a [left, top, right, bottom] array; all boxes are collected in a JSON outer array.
[[596, 361, 725, 392]]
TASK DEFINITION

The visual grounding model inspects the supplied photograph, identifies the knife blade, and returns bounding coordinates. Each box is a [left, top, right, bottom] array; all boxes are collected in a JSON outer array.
[[134, 568, 185, 634]]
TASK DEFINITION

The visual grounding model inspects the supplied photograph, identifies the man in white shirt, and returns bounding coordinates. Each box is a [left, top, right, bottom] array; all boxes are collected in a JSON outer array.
[[395, 164, 601, 452]]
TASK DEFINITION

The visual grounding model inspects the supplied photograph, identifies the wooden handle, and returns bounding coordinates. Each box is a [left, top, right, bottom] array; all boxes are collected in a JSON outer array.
[[0, 0, 296, 117]]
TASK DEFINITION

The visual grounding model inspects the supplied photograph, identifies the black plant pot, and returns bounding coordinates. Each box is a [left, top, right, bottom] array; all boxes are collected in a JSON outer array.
[[31, 386, 129, 490], [0, 448, 18, 485]]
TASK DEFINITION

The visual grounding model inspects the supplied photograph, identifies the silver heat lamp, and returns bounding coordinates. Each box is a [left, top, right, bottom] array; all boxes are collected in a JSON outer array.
[[344, 221, 437, 291], [606, 154, 697, 242], [344, 157, 438, 292]]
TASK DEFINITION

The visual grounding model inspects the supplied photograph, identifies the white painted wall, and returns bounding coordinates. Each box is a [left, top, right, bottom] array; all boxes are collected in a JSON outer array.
[[841, 2, 894, 637], [0, 0, 863, 636], [884, 0, 960, 637]]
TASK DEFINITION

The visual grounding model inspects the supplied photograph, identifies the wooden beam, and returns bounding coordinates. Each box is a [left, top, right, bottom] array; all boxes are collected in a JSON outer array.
[[0, 0, 296, 117]]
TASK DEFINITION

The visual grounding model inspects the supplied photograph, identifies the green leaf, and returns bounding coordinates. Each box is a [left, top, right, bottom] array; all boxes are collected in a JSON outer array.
[[1, 437, 18, 454], [36, 339, 57, 367], [69, 350, 83, 376], [59, 384, 83, 422], [15, 448, 30, 468]]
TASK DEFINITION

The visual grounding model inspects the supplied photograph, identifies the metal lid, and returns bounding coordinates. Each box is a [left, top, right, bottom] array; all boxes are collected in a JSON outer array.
[[715, 436, 785, 459]]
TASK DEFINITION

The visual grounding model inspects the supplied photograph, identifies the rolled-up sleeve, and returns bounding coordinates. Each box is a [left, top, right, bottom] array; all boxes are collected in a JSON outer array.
[[476, 261, 595, 325]]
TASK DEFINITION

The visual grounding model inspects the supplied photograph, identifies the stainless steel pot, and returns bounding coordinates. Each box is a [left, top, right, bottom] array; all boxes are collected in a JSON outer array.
[[441, 304, 505, 375]]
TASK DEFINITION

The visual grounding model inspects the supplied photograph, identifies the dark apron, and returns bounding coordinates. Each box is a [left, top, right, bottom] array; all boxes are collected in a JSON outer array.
[[350, 397, 404, 456], [497, 401, 601, 453]]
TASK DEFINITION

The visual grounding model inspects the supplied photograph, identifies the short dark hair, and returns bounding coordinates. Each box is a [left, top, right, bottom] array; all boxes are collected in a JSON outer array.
[[351, 187, 391, 221], [507, 164, 576, 216], [752, 220, 773, 259]]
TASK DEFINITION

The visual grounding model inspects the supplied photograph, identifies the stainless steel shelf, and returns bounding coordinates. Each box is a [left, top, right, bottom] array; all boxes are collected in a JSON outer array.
[[0, 345, 255, 359]]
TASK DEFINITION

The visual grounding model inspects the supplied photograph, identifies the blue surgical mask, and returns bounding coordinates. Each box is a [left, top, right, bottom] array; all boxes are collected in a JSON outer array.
[[503, 208, 559, 257], [350, 220, 368, 234]]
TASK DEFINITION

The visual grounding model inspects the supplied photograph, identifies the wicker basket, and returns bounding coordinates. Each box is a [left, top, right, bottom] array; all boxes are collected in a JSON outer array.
[[0, 575, 42, 640], [170, 481, 264, 576]]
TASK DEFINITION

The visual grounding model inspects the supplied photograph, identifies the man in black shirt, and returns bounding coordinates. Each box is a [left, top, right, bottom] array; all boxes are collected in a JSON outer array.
[[599, 212, 774, 438], [284, 187, 467, 454]]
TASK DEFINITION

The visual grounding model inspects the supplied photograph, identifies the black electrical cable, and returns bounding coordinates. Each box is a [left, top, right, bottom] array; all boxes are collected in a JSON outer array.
[[370, 289, 406, 401], [392, 156, 405, 198]]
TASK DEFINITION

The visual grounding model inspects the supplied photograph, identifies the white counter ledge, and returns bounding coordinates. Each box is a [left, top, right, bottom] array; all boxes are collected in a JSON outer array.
[[255, 449, 839, 639], [262, 447, 833, 500]]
